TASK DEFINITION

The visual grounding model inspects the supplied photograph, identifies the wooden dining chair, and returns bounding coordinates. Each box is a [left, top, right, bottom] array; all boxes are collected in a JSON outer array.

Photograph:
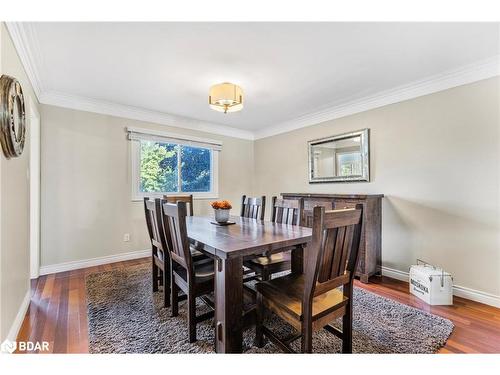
[[163, 194, 194, 216], [244, 197, 304, 281], [240, 195, 266, 220], [144, 197, 171, 307], [255, 204, 363, 353], [161, 200, 215, 343], [164, 193, 211, 258]]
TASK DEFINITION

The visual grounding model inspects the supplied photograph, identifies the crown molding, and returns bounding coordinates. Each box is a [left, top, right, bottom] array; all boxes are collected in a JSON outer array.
[[5, 22, 44, 100], [39, 90, 255, 140], [254, 55, 500, 140], [6, 22, 499, 142], [37, 57, 499, 142]]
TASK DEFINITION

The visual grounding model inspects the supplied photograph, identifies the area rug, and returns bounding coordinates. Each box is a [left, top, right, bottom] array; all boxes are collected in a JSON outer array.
[[86, 263, 453, 354]]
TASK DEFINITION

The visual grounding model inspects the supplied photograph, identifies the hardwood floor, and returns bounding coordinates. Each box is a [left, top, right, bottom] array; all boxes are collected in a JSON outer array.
[[15, 258, 500, 353]]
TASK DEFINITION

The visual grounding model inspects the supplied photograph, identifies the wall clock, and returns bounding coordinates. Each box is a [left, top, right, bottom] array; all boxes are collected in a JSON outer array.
[[0, 75, 26, 159]]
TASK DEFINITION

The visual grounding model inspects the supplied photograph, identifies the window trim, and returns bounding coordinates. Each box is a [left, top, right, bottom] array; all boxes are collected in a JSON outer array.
[[127, 127, 223, 150], [130, 133, 220, 201]]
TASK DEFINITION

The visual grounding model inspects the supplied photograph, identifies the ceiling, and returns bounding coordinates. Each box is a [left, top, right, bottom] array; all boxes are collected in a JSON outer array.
[[12, 22, 500, 138]]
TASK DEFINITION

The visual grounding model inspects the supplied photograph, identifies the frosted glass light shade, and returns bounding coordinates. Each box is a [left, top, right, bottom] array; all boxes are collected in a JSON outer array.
[[209, 83, 244, 113]]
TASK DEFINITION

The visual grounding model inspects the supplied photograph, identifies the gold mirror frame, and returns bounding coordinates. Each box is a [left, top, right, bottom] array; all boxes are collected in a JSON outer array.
[[0, 75, 26, 159]]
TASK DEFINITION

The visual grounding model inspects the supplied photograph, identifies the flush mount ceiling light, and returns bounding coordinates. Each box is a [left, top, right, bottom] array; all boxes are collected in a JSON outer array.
[[208, 82, 243, 114]]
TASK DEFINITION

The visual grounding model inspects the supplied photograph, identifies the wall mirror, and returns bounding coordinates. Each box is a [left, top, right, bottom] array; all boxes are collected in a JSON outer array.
[[308, 128, 370, 183]]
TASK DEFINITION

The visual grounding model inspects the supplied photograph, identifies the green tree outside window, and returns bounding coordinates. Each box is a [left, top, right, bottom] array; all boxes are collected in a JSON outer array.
[[139, 140, 211, 193]]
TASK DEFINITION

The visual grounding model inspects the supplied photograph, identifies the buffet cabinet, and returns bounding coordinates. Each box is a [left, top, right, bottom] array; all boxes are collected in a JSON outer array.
[[282, 193, 383, 283]]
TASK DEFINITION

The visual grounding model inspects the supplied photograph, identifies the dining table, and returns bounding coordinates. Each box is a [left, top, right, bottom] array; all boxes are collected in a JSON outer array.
[[186, 215, 312, 353]]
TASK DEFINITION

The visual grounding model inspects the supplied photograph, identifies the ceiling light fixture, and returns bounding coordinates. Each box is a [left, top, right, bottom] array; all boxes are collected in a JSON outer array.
[[208, 82, 243, 114]]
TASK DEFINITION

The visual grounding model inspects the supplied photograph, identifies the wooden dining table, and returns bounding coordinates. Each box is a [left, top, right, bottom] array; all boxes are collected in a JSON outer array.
[[186, 215, 312, 353]]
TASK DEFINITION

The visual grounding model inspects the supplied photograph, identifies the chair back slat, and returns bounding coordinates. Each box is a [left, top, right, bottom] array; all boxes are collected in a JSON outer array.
[[143, 198, 166, 256], [304, 205, 363, 301], [163, 194, 194, 216], [276, 206, 295, 224], [271, 197, 304, 225], [161, 201, 193, 271], [317, 227, 336, 282], [240, 195, 266, 220], [336, 225, 354, 279], [330, 226, 346, 279]]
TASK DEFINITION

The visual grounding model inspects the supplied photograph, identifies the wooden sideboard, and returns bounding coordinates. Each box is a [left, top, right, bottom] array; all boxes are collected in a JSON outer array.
[[281, 193, 383, 283]]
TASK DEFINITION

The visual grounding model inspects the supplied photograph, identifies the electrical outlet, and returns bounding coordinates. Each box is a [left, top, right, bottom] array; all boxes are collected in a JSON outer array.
[[123, 233, 130, 242]]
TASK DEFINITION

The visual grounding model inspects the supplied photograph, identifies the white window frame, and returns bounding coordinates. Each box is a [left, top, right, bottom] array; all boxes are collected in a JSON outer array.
[[129, 127, 220, 201]]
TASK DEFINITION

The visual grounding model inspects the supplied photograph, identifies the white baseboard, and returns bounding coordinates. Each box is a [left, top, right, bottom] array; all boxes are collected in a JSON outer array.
[[5, 290, 31, 343], [452, 285, 500, 308], [381, 266, 500, 308], [39, 249, 150, 276], [380, 266, 410, 282]]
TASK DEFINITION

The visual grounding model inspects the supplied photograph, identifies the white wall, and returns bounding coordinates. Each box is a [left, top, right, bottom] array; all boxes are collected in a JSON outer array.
[[0, 23, 40, 342], [40, 105, 254, 268], [254, 77, 500, 299]]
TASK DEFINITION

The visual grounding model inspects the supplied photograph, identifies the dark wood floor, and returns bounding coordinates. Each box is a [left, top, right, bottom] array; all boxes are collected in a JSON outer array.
[[16, 258, 500, 353]]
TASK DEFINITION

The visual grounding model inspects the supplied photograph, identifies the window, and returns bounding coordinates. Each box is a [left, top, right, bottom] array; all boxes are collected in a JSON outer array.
[[129, 128, 220, 200]]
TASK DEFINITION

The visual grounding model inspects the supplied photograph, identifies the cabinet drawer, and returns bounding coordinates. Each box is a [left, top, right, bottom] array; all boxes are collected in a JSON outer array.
[[303, 199, 333, 211], [333, 200, 362, 210]]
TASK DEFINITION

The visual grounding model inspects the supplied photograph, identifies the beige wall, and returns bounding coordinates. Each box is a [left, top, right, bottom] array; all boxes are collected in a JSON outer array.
[[40, 105, 254, 267], [254, 77, 500, 297], [0, 23, 39, 341]]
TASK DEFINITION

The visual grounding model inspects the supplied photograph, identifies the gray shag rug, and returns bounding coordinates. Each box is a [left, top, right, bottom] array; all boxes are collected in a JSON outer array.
[[86, 263, 453, 354]]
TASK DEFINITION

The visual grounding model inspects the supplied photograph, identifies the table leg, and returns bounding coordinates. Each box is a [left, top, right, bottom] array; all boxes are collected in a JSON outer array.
[[215, 256, 243, 353], [291, 243, 305, 275]]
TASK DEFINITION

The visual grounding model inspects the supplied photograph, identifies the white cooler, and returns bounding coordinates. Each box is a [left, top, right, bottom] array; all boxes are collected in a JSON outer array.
[[409, 260, 453, 305]]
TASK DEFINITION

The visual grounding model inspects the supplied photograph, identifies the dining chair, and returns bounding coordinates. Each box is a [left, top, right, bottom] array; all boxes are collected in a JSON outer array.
[[255, 204, 363, 353], [244, 197, 304, 281], [161, 200, 215, 343], [143, 197, 171, 307], [163, 194, 194, 216], [240, 195, 266, 221], [164, 193, 210, 258]]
